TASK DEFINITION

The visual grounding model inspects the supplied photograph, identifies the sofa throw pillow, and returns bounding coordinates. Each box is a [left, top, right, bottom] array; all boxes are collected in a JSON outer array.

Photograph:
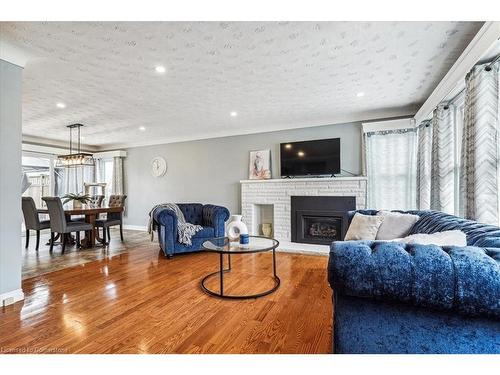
[[375, 211, 420, 240], [344, 213, 385, 241], [401, 230, 467, 246]]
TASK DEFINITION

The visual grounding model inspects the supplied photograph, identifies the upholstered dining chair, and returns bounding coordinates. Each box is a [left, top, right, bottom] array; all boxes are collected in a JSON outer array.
[[42, 197, 93, 254], [69, 195, 105, 223], [89, 195, 105, 208], [95, 195, 127, 244], [21, 197, 51, 251]]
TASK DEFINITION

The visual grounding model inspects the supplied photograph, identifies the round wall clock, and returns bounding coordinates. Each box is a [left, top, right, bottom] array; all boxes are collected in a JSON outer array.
[[150, 156, 167, 177]]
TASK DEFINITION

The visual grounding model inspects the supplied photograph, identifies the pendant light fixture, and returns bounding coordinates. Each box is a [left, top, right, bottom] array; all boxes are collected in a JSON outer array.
[[56, 123, 95, 168]]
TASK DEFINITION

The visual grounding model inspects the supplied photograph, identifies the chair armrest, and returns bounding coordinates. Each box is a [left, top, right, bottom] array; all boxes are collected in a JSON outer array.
[[153, 208, 179, 256], [202, 205, 230, 237], [154, 208, 178, 228]]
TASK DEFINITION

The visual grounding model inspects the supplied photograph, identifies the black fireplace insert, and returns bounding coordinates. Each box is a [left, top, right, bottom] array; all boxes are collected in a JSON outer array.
[[291, 196, 355, 245]]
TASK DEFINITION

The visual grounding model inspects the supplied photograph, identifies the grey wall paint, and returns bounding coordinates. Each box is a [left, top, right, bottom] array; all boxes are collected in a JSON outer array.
[[124, 121, 362, 227], [0, 60, 23, 295]]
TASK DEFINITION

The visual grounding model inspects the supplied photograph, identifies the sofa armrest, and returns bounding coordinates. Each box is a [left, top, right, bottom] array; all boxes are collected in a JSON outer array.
[[154, 208, 178, 229], [153, 208, 179, 256], [328, 240, 500, 319], [202, 204, 230, 237]]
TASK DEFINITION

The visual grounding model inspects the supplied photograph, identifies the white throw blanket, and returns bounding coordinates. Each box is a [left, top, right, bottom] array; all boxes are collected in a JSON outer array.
[[388, 230, 467, 247], [148, 203, 203, 246]]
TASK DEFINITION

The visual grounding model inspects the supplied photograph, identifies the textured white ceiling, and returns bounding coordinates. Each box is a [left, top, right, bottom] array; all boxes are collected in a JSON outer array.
[[1, 21, 483, 149]]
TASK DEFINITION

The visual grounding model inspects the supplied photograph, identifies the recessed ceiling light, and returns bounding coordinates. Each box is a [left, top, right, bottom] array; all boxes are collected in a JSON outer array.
[[285, 144, 292, 149], [155, 66, 166, 74], [139, 126, 146, 131], [230, 111, 238, 117], [356, 92, 365, 98], [56, 102, 66, 109], [297, 151, 305, 157]]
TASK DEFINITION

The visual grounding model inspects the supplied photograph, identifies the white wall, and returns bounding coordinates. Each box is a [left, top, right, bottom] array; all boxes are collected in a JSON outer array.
[[0, 59, 23, 304], [123, 121, 362, 227]]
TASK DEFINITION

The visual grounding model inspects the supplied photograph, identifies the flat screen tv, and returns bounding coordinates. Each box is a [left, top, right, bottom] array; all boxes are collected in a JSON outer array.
[[280, 138, 340, 177]]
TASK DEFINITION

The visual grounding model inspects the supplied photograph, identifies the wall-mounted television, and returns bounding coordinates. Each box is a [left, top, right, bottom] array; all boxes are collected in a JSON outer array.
[[280, 138, 341, 177]]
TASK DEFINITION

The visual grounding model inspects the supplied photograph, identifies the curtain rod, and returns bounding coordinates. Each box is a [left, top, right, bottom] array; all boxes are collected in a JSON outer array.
[[445, 87, 466, 106], [420, 53, 500, 122], [445, 53, 500, 106], [486, 53, 500, 70]]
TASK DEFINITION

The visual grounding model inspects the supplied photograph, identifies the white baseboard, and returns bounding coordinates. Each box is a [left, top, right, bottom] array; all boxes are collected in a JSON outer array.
[[122, 225, 148, 231], [277, 241, 329, 256], [1, 288, 24, 306]]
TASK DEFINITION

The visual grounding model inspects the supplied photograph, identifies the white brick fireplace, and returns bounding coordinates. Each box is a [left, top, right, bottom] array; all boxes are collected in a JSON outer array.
[[240, 177, 367, 254]]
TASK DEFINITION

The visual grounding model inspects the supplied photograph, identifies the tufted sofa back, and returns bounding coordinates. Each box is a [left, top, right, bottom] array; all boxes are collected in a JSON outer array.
[[348, 210, 500, 249], [178, 203, 203, 225], [408, 211, 500, 248]]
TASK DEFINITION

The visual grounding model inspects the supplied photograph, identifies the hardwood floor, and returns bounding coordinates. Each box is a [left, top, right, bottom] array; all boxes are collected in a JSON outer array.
[[3, 234, 332, 354], [21, 229, 147, 279]]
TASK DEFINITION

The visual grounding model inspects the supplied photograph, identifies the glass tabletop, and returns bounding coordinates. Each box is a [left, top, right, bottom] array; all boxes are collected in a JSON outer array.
[[202, 236, 279, 254]]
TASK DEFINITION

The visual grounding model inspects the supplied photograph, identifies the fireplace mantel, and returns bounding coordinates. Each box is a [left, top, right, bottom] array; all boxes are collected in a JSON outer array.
[[240, 176, 367, 254], [239, 176, 367, 184]]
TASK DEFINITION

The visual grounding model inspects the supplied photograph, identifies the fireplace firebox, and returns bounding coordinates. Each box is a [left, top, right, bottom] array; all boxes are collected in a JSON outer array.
[[291, 196, 355, 245]]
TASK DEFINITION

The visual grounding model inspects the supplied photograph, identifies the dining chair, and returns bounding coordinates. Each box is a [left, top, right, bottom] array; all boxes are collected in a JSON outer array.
[[21, 197, 51, 251], [42, 197, 93, 253], [95, 195, 127, 243], [89, 195, 105, 208]]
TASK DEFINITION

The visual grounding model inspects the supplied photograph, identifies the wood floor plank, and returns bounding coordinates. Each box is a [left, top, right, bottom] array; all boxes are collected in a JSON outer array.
[[1, 230, 332, 354]]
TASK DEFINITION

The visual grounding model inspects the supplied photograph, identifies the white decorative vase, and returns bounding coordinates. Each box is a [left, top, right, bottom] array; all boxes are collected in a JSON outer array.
[[73, 200, 82, 209], [261, 223, 273, 238], [226, 214, 248, 241]]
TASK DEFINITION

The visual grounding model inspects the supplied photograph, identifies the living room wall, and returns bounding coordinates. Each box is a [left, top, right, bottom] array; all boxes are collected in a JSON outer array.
[[123, 121, 362, 228], [0, 60, 23, 301]]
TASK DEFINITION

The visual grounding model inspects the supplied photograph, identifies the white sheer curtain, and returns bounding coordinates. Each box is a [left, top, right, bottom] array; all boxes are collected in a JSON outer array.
[[112, 156, 124, 195], [416, 120, 432, 209], [60, 165, 95, 196], [413, 57, 499, 223], [460, 60, 499, 225], [417, 94, 464, 215], [365, 128, 417, 210], [95, 157, 116, 200], [430, 104, 456, 214]]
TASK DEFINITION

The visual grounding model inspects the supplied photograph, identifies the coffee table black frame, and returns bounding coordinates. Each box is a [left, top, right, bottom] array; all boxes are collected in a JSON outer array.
[[201, 236, 280, 299]]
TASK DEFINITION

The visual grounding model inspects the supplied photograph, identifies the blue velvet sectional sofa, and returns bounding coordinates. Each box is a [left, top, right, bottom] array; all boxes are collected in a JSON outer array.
[[153, 203, 229, 258], [328, 210, 500, 354]]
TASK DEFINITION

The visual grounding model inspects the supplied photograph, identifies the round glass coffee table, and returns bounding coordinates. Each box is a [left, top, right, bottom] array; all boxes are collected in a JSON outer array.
[[201, 236, 280, 299]]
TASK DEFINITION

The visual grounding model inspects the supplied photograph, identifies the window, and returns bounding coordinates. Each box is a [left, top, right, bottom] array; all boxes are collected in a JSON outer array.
[[56, 164, 95, 197], [22, 153, 53, 208], [365, 129, 417, 210], [22, 151, 97, 205], [97, 158, 114, 201]]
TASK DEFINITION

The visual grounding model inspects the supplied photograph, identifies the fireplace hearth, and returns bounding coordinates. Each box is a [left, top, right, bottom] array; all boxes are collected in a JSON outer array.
[[291, 196, 355, 245]]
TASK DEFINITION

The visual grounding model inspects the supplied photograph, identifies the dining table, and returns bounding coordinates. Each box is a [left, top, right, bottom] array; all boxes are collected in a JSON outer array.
[[38, 205, 124, 248]]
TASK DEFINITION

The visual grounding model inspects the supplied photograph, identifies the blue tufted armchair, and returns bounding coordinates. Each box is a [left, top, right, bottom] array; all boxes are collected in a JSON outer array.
[[153, 203, 230, 258]]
